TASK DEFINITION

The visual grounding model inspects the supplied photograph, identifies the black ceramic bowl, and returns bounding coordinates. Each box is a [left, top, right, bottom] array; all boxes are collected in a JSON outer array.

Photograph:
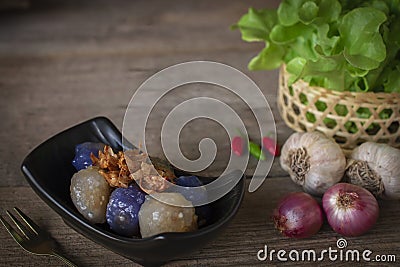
[[21, 117, 245, 266]]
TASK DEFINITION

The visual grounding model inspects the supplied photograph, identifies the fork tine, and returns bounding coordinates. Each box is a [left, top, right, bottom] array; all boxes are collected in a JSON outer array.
[[6, 210, 35, 239], [0, 214, 25, 243], [13, 207, 40, 235]]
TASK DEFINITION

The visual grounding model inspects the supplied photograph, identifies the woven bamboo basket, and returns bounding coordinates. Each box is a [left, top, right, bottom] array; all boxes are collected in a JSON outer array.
[[277, 65, 400, 150]]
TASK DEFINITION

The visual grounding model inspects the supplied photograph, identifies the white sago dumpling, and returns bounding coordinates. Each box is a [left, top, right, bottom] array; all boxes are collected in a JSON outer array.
[[70, 167, 110, 223], [138, 192, 198, 238]]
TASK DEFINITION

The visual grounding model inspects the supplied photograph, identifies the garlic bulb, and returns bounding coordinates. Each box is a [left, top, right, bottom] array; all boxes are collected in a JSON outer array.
[[346, 142, 400, 200], [280, 132, 346, 196]]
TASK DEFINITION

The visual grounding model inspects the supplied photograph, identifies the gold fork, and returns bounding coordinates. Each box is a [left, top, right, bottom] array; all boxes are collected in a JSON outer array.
[[0, 207, 77, 267]]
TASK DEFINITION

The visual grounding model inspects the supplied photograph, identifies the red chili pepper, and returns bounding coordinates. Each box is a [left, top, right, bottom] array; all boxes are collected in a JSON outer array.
[[262, 136, 280, 156], [232, 136, 244, 156]]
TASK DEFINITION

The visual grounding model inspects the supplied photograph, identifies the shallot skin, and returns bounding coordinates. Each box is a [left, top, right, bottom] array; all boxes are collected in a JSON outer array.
[[273, 192, 323, 238], [322, 183, 379, 237]]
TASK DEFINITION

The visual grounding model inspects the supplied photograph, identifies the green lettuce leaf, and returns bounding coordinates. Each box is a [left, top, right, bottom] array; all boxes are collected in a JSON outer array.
[[248, 42, 285, 70], [383, 66, 400, 93], [339, 7, 387, 70], [317, 0, 342, 23], [298, 1, 319, 24], [232, 8, 277, 42], [277, 0, 305, 26], [233, 0, 399, 93]]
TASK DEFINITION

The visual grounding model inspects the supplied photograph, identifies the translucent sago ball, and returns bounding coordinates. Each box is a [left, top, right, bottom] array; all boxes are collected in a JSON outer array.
[[70, 167, 110, 223], [138, 192, 198, 238]]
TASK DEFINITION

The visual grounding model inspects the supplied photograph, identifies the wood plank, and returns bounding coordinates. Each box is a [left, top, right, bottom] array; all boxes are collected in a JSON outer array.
[[0, 0, 280, 58], [0, 179, 399, 266], [2, 0, 398, 266], [0, 0, 286, 187], [0, 49, 289, 187]]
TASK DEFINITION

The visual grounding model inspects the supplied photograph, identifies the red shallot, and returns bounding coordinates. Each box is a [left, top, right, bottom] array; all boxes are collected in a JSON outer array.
[[272, 192, 323, 238], [322, 183, 379, 237]]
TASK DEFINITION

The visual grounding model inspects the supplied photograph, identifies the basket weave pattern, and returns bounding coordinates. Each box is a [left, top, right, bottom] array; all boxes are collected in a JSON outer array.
[[278, 65, 400, 149]]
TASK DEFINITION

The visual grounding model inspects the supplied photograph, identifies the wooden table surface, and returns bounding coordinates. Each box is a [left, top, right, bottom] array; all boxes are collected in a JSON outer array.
[[1, 0, 399, 266]]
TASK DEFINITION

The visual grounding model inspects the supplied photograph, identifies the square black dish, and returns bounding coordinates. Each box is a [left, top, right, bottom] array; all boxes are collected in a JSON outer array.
[[21, 117, 245, 266]]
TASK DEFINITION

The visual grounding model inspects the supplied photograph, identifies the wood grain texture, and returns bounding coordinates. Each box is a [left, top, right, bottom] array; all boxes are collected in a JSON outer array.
[[1, 0, 399, 266], [0, 0, 288, 187], [1, 179, 399, 267]]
